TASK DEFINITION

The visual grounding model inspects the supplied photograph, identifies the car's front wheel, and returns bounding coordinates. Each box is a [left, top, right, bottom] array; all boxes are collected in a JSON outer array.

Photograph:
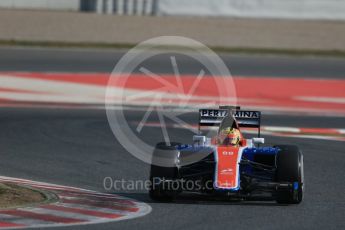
[[275, 145, 304, 204], [149, 142, 181, 202]]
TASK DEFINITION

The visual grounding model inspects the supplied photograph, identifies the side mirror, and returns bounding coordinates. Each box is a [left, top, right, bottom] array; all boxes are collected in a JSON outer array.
[[252, 138, 265, 144], [193, 135, 206, 145]]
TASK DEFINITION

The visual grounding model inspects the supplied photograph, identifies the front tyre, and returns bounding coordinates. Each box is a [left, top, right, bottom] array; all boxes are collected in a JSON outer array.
[[149, 142, 181, 202], [275, 145, 304, 204]]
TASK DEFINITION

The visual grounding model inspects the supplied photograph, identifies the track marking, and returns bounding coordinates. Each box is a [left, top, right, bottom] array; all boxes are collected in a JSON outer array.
[[295, 96, 345, 104], [263, 126, 300, 133], [0, 176, 151, 229], [0, 210, 85, 224], [40, 205, 122, 219], [0, 72, 345, 115], [0, 222, 24, 228]]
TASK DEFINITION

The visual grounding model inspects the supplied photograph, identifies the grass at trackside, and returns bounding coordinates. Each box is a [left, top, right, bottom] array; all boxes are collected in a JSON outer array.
[[1, 39, 345, 58], [0, 182, 45, 209]]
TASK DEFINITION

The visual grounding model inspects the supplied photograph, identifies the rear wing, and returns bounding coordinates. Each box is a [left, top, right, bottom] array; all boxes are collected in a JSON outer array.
[[199, 106, 261, 136]]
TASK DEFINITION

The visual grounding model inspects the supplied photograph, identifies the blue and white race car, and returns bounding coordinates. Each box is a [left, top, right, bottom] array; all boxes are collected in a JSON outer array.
[[149, 106, 304, 204]]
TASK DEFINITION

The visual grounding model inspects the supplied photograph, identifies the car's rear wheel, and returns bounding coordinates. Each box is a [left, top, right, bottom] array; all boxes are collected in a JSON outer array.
[[275, 145, 304, 204], [149, 142, 181, 202]]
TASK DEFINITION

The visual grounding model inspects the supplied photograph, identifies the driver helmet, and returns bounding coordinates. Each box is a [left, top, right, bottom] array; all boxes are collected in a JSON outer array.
[[218, 127, 242, 146]]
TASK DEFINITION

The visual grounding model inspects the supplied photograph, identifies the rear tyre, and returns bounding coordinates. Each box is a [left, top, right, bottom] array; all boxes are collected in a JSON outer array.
[[149, 142, 181, 202], [275, 145, 304, 204]]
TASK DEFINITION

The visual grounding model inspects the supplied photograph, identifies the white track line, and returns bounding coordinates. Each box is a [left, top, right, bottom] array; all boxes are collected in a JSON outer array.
[[0, 176, 152, 229], [295, 96, 345, 104]]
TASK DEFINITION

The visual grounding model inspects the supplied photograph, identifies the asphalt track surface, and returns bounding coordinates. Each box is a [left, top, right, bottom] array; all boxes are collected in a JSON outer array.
[[0, 47, 344, 229], [1, 47, 345, 79]]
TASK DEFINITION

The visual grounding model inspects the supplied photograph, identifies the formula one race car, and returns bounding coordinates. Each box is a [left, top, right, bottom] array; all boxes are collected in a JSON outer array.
[[149, 106, 304, 204]]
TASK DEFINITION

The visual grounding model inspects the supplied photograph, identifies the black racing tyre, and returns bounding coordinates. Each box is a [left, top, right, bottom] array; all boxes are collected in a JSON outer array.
[[149, 142, 181, 202], [275, 145, 304, 204]]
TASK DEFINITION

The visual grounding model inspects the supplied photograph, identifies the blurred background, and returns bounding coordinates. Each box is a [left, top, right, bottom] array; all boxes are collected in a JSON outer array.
[[0, 0, 345, 51], [1, 0, 345, 19], [0, 1, 344, 230], [0, 0, 344, 113]]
